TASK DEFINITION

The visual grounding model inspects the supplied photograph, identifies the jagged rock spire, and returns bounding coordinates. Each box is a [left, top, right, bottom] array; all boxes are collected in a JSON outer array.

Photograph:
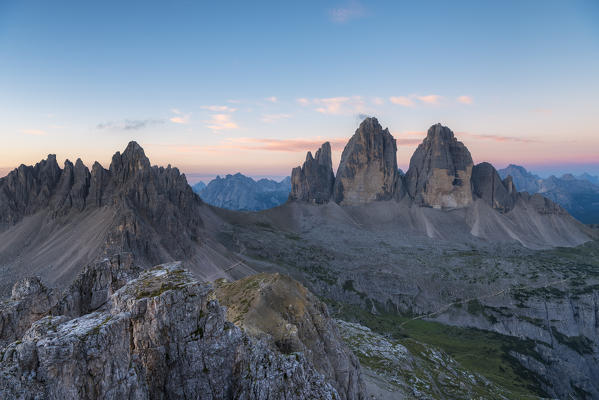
[[333, 117, 399, 205], [290, 142, 335, 204]]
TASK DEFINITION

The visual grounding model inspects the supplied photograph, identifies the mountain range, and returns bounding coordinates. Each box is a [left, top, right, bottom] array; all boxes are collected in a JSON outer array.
[[498, 164, 599, 224], [187, 154, 599, 227], [193, 173, 291, 211], [1, 117, 598, 399]]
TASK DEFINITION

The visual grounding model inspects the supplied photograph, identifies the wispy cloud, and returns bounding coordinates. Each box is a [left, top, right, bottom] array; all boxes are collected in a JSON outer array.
[[416, 94, 442, 104], [170, 109, 191, 124], [201, 105, 237, 112], [458, 132, 537, 143], [313, 96, 364, 115], [21, 129, 47, 136], [457, 95, 473, 104], [296, 98, 310, 106], [205, 114, 238, 131], [265, 96, 278, 103], [97, 119, 164, 131], [261, 113, 292, 123], [154, 137, 348, 153], [372, 97, 385, 105], [223, 137, 347, 152], [389, 96, 414, 107], [329, 1, 365, 23]]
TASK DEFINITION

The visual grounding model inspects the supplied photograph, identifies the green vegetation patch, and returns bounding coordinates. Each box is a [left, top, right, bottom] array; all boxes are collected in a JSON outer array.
[[328, 301, 548, 399], [551, 327, 593, 355]]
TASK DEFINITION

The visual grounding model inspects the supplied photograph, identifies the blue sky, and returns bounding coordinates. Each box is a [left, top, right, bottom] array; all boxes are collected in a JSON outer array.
[[1, 0, 598, 182]]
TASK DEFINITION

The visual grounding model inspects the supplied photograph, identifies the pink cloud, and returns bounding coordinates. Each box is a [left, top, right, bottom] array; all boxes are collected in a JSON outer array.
[[389, 96, 414, 107], [457, 95, 473, 104], [223, 137, 347, 152], [416, 95, 442, 104], [204, 114, 238, 131]]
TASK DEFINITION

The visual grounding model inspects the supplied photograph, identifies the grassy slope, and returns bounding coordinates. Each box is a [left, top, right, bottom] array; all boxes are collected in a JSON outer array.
[[329, 301, 547, 399]]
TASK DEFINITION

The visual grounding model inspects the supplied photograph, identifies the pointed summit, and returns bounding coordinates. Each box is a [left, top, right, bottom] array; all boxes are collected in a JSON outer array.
[[333, 117, 399, 205], [405, 124, 474, 208], [109, 141, 151, 181], [290, 142, 335, 204]]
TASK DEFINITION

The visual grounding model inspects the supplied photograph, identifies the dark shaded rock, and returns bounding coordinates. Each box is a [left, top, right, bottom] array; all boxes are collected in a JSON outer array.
[[472, 162, 517, 212], [333, 118, 399, 205], [290, 142, 335, 204], [405, 123, 474, 208], [0, 142, 207, 283], [52, 253, 139, 317], [0, 155, 62, 225]]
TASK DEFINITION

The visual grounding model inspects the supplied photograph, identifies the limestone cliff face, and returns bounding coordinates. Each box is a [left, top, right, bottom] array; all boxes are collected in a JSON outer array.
[[290, 142, 335, 204], [333, 118, 399, 205], [0, 256, 365, 400], [405, 123, 474, 208], [472, 162, 518, 213]]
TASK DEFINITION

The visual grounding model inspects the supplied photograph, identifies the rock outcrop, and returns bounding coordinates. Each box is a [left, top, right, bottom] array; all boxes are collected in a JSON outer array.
[[405, 123, 474, 208], [216, 273, 364, 399], [0, 277, 57, 347], [290, 142, 335, 204], [472, 162, 517, 213], [333, 118, 399, 205], [0, 257, 365, 399]]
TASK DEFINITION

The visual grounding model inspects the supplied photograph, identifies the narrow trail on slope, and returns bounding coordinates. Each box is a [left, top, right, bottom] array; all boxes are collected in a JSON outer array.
[[399, 277, 571, 327]]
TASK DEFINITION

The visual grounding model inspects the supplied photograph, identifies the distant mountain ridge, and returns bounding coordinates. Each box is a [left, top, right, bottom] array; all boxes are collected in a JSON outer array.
[[194, 173, 291, 211], [498, 165, 599, 224]]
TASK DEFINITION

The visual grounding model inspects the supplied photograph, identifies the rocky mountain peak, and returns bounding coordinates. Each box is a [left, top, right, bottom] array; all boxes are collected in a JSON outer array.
[[0, 142, 206, 285], [290, 142, 335, 204], [405, 123, 474, 208], [333, 117, 399, 204], [109, 140, 151, 181]]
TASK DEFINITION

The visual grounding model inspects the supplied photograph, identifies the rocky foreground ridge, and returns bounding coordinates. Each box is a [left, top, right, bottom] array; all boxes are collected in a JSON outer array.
[[0, 254, 364, 399]]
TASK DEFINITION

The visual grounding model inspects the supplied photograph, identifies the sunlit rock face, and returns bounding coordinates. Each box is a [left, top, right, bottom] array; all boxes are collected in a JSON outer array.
[[333, 118, 399, 205], [405, 123, 474, 208]]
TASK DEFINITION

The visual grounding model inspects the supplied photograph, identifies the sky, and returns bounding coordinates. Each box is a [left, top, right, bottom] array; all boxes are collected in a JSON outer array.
[[1, 0, 598, 183]]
